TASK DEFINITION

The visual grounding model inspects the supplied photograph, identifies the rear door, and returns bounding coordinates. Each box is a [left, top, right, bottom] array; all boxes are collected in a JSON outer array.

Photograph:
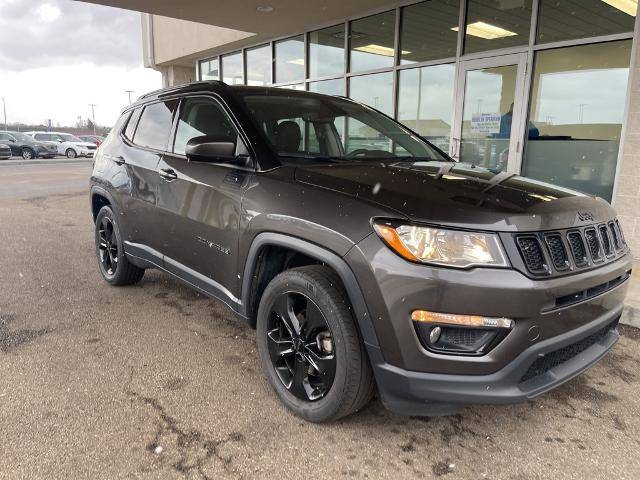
[[119, 99, 178, 260], [155, 95, 253, 308]]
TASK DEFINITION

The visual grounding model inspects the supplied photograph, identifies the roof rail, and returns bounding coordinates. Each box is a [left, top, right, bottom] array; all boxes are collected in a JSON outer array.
[[138, 80, 228, 101]]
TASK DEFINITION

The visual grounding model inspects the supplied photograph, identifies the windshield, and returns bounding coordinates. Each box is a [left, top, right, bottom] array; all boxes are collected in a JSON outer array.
[[238, 92, 449, 163], [10, 132, 32, 142]]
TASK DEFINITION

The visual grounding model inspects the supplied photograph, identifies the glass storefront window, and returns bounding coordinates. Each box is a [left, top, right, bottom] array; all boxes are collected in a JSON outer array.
[[309, 78, 344, 96], [523, 40, 632, 201], [459, 64, 519, 170], [222, 52, 243, 85], [309, 25, 345, 78], [537, 0, 636, 44], [199, 58, 219, 80], [349, 11, 396, 72], [276, 84, 306, 90], [397, 64, 456, 153], [463, 0, 533, 54], [400, 0, 460, 65], [246, 44, 271, 86], [275, 36, 305, 84], [348, 72, 394, 153]]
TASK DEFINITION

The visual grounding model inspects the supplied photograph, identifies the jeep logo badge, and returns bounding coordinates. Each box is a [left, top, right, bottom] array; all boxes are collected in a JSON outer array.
[[577, 211, 595, 222]]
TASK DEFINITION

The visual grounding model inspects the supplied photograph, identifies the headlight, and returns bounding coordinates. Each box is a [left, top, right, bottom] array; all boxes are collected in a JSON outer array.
[[373, 221, 509, 268]]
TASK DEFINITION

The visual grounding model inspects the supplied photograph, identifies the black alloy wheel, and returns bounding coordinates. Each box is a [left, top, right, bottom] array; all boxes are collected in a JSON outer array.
[[97, 216, 118, 277], [266, 291, 336, 401], [94, 205, 145, 285], [256, 265, 375, 422]]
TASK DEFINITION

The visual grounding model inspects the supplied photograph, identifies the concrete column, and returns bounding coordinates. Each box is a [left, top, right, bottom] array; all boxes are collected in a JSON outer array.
[[617, 24, 640, 327], [160, 65, 197, 87]]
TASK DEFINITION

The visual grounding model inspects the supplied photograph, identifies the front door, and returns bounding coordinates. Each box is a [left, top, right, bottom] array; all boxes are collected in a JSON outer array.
[[451, 54, 527, 173], [155, 96, 251, 310]]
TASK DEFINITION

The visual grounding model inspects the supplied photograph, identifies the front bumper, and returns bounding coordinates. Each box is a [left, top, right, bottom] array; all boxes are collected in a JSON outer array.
[[346, 233, 632, 415], [368, 305, 620, 416]]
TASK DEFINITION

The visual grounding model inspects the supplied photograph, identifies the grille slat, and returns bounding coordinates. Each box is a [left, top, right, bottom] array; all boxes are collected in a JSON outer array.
[[544, 234, 570, 271], [599, 224, 613, 257], [516, 236, 548, 274], [567, 231, 588, 267], [585, 228, 603, 262], [609, 221, 621, 250]]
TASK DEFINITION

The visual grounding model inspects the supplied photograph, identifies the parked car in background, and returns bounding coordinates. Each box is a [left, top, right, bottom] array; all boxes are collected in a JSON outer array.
[[26, 131, 96, 158], [79, 135, 106, 147], [0, 130, 58, 159], [0, 144, 11, 159]]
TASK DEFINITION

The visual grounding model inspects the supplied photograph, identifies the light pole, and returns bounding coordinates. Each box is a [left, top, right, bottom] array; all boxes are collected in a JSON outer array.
[[89, 103, 97, 135], [1, 97, 6, 131], [125, 90, 134, 104]]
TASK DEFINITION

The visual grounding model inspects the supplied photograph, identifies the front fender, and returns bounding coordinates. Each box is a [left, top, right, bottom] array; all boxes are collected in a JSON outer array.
[[240, 232, 380, 348]]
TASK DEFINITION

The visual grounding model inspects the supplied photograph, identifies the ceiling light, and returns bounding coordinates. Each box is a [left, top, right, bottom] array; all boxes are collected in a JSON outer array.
[[452, 21, 518, 40], [602, 0, 637, 16], [287, 58, 305, 65], [256, 5, 274, 13], [354, 44, 410, 57]]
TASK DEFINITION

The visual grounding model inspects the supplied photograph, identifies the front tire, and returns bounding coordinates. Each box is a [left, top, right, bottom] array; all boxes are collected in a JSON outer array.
[[65, 148, 77, 159], [94, 206, 144, 285], [256, 265, 375, 422], [22, 147, 35, 160]]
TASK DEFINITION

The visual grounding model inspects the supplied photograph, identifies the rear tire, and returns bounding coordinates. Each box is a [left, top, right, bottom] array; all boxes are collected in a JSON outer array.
[[94, 205, 144, 286], [256, 265, 375, 422], [22, 147, 35, 160]]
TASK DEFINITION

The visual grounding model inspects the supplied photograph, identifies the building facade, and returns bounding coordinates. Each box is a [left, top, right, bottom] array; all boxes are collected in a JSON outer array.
[[86, 0, 640, 323]]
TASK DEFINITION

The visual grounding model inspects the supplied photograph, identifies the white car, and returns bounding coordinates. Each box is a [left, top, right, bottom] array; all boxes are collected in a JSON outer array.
[[25, 131, 97, 158]]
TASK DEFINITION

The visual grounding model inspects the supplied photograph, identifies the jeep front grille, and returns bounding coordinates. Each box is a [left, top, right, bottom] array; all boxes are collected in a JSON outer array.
[[513, 219, 628, 278]]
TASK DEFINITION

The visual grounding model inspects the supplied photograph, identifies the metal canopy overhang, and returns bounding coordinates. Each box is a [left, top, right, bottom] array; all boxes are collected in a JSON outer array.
[[80, 0, 396, 42]]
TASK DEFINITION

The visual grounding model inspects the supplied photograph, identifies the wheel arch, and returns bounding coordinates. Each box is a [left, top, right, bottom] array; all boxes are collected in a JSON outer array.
[[90, 186, 119, 222], [241, 232, 379, 348]]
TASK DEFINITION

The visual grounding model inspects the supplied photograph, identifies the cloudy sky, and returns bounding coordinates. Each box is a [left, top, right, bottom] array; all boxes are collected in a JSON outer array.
[[0, 0, 162, 128]]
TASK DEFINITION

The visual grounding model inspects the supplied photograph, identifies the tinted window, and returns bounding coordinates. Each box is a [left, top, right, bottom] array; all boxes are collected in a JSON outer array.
[[400, 0, 460, 64], [309, 25, 345, 78], [173, 97, 239, 155], [123, 108, 141, 140], [132, 101, 176, 150], [34, 134, 49, 141], [275, 36, 305, 83], [0, 133, 12, 141], [464, 0, 533, 54], [537, 0, 636, 44], [349, 11, 396, 72]]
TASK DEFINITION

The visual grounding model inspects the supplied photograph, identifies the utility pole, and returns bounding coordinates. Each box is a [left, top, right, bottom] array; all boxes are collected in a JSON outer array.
[[1, 97, 6, 131], [89, 103, 97, 135], [124, 90, 134, 104]]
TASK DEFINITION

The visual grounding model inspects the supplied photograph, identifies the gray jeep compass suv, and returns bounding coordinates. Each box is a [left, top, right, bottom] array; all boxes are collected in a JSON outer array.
[[90, 81, 632, 422]]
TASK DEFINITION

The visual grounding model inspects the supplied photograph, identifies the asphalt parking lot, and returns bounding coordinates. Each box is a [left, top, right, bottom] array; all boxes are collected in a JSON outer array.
[[1, 161, 640, 479]]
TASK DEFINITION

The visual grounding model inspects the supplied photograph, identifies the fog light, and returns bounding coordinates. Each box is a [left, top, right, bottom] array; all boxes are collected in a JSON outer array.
[[411, 310, 513, 329], [412, 310, 513, 356]]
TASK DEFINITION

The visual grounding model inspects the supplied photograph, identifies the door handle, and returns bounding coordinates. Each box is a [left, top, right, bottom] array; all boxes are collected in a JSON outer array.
[[159, 168, 178, 181]]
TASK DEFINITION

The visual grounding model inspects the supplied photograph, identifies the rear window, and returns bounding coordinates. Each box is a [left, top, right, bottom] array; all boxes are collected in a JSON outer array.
[[123, 108, 141, 141], [132, 100, 177, 151]]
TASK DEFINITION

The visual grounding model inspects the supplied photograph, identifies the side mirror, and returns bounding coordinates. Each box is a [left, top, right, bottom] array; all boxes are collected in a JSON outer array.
[[58, 139, 64, 143], [185, 135, 242, 164]]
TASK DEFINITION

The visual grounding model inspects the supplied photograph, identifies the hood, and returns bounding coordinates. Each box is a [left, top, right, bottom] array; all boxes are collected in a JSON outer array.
[[294, 161, 616, 232]]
